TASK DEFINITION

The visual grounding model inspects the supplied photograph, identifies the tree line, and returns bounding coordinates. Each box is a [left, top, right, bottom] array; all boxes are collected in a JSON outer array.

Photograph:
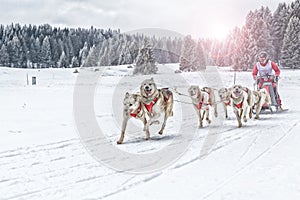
[[0, 0, 299, 71]]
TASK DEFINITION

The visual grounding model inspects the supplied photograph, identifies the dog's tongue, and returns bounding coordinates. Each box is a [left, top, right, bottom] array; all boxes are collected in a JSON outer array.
[[145, 90, 152, 95]]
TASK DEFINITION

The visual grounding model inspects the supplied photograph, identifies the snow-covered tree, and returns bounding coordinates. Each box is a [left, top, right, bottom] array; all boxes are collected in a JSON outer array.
[[281, 16, 300, 68], [0, 44, 9, 66], [40, 36, 52, 68], [58, 51, 68, 68], [133, 39, 157, 75], [179, 35, 196, 72]]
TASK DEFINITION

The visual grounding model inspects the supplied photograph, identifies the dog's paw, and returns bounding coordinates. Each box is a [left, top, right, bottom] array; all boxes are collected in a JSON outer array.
[[117, 140, 123, 144], [206, 119, 211, 124]]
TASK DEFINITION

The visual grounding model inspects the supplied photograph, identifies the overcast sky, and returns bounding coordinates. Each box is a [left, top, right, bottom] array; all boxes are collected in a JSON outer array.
[[0, 0, 294, 39]]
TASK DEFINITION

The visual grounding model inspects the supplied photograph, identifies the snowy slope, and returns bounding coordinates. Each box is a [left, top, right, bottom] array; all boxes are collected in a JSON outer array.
[[0, 65, 300, 200]]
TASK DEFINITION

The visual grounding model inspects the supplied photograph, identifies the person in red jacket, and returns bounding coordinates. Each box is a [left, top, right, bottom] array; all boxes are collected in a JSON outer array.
[[252, 51, 282, 110]]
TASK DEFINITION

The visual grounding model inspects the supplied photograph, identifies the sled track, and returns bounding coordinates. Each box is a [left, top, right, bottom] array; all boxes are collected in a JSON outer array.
[[1, 120, 298, 199]]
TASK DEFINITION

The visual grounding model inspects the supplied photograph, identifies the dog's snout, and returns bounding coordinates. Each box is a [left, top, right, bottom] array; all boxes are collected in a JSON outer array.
[[145, 85, 150, 90]]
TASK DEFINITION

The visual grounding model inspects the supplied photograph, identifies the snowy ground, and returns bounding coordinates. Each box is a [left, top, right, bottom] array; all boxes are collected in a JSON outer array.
[[1, 64, 300, 199]]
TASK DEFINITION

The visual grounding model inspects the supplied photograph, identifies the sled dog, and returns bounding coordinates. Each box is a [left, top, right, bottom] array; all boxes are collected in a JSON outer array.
[[230, 84, 253, 128], [218, 87, 231, 119], [117, 92, 147, 144], [252, 88, 272, 119], [140, 78, 174, 139], [188, 85, 215, 128]]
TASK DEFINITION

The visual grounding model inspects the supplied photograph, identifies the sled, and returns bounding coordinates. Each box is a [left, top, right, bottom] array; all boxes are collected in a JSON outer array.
[[253, 75, 288, 114]]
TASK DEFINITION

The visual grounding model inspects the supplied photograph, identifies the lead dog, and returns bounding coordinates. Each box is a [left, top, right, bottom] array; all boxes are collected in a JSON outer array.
[[140, 78, 174, 139], [117, 92, 147, 144], [252, 88, 272, 119], [230, 84, 254, 128], [218, 87, 231, 119], [188, 85, 215, 128]]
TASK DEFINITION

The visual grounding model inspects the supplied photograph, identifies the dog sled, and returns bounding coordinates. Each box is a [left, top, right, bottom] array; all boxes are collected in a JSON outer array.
[[253, 75, 288, 114]]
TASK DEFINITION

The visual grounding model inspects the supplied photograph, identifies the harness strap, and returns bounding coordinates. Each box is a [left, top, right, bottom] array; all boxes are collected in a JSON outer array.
[[196, 96, 205, 110], [144, 97, 158, 113], [130, 104, 142, 118]]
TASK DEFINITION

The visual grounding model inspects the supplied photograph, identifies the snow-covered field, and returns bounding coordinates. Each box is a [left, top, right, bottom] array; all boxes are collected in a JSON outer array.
[[1, 64, 300, 200]]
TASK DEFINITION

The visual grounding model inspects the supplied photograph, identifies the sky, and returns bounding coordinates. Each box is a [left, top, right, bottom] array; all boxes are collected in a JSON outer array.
[[0, 0, 295, 39]]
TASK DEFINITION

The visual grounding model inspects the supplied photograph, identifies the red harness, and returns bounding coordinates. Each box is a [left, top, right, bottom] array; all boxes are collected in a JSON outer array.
[[196, 96, 205, 110], [130, 104, 142, 118], [232, 88, 248, 109], [144, 97, 158, 113]]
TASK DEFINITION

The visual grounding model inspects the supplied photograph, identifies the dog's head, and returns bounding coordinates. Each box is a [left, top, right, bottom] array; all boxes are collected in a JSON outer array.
[[140, 77, 157, 98], [231, 84, 244, 98], [218, 87, 230, 101], [123, 92, 142, 115], [188, 85, 200, 98]]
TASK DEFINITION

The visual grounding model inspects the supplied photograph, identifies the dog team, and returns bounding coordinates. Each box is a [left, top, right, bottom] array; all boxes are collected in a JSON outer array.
[[117, 77, 271, 144]]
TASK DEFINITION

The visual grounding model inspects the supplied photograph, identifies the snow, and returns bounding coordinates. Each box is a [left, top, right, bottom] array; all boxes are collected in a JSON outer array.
[[1, 64, 300, 199]]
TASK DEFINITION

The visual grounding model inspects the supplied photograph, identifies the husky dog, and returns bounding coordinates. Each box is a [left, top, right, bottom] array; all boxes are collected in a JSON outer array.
[[117, 92, 147, 144], [230, 84, 254, 128], [188, 85, 213, 128], [201, 87, 218, 118], [218, 87, 231, 119], [252, 88, 272, 119], [140, 78, 174, 139]]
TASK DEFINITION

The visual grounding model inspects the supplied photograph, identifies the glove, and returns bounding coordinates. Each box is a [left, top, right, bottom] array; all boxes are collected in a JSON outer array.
[[274, 76, 279, 82]]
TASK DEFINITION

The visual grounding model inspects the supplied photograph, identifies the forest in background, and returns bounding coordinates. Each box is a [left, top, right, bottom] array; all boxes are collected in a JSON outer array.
[[0, 0, 299, 71]]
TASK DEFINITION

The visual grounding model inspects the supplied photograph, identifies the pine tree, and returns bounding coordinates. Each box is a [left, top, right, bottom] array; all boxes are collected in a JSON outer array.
[[58, 51, 68, 68], [271, 3, 289, 62], [195, 40, 206, 70], [133, 39, 157, 75], [40, 36, 52, 68], [179, 35, 196, 72], [71, 56, 79, 68], [0, 44, 9, 66], [281, 16, 300, 68]]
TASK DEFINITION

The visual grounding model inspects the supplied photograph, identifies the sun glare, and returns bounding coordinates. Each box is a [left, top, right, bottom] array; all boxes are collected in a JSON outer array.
[[211, 25, 229, 40]]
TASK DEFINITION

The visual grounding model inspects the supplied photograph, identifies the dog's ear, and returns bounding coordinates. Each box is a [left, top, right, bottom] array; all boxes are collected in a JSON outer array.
[[150, 77, 154, 81], [140, 85, 144, 95], [125, 92, 130, 98]]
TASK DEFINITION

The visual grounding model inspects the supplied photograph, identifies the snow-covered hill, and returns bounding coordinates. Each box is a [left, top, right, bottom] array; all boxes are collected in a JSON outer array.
[[0, 64, 299, 200]]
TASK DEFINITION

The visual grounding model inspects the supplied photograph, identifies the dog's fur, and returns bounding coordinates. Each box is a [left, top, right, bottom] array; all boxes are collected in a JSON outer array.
[[230, 84, 254, 128], [140, 78, 174, 139], [188, 85, 216, 128], [218, 87, 231, 119], [201, 87, 218, 118], [117, 92, 147, 144], [252, 88, 272, 119]]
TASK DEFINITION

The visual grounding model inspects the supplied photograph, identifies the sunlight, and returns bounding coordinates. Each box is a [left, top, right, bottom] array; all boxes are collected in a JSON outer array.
[[211, 24, 229, 40]]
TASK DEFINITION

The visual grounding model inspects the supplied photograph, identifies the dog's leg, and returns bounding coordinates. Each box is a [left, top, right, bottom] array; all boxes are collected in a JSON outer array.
[[214, 103, 218, 118], [142, 117, 147, 131], [241, 107, 247, 123], [234, 109, 242, 128], [223, 103, 228, 119], [198, 109, 203, 128], [249, 106, 253, 119], [145, 113, 161, 140], [255, 104, 261, 119], [206, 109, 211, 124], [117, 117, 129, 144], [158, 113, 168, 135]]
